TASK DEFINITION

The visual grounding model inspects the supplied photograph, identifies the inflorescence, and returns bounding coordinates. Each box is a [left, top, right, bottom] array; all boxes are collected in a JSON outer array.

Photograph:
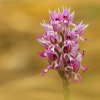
[[37, 7, 88, 82]]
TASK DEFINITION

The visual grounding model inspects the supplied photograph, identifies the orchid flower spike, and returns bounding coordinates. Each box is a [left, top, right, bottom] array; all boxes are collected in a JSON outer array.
[[37, 7, 88, 82]]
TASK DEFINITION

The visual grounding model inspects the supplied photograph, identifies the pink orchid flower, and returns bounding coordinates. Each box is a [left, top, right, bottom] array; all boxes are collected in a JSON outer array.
[[37, 7, 88, 82]]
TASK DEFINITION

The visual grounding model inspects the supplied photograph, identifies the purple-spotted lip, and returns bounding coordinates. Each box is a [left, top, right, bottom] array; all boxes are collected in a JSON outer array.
[[47, 50, 58, 61], [63, 46, 71, 53], [49, 35, 57, 44]]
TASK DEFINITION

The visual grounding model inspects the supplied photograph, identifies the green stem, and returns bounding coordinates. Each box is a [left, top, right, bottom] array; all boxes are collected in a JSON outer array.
[[59, 71, 70, 100], [63, 79, 69, 100]]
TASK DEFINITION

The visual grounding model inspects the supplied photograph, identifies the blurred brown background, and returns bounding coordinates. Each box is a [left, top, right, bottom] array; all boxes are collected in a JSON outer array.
[[0, 0, 100, 100]]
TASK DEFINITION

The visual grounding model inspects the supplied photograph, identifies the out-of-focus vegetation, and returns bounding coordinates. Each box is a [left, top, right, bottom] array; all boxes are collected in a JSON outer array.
[[0, 0, 100, 100]]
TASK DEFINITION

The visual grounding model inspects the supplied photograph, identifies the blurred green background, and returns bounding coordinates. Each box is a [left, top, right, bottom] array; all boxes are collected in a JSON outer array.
[[0, 0, 100, 100]]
